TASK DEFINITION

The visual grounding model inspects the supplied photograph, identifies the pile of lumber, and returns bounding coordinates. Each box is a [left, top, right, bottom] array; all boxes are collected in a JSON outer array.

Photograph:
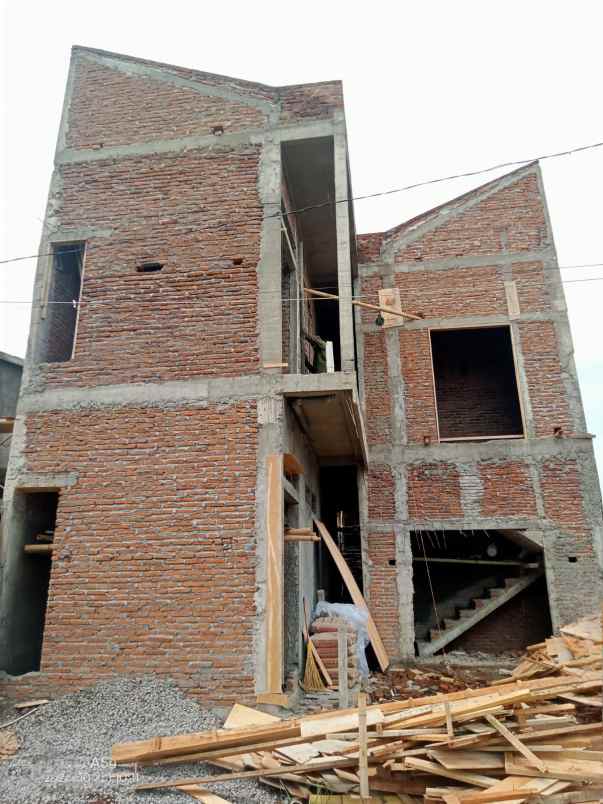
[[498, 614, 601, 694], [112, 666, 603, 802]]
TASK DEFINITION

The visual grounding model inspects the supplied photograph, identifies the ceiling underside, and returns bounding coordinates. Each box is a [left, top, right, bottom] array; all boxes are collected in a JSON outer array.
[[282, 137, 337, 284]]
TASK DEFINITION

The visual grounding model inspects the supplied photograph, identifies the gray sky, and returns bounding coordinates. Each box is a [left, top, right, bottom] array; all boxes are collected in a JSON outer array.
[[1, 0, 602, 471]]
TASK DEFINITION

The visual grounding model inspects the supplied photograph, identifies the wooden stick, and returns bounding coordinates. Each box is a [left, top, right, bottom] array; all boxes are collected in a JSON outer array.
[[485, 713, 546, 772], [135, 756, 360, 791], [303, 286, 422, 321], [444, 701, 454, 741], [357, 691, 370, 801], [338, 625, 349, 709]]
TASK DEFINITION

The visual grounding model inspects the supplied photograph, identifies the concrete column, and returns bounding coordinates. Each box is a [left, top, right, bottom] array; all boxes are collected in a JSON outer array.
[[334, 127, 354, 373], [257, 136, 282, 369]]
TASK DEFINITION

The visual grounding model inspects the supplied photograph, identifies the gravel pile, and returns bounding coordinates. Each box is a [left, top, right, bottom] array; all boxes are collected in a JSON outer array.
[[0, 676, 285, 803]]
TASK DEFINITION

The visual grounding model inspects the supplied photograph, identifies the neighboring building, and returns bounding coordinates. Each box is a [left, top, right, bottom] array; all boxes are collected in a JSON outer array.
[[0, 47, 601, 705], [0, 352, 23, 489]]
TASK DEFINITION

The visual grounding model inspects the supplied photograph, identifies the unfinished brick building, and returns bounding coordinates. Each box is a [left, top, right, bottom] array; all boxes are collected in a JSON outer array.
[[1, 47, 601, 705]]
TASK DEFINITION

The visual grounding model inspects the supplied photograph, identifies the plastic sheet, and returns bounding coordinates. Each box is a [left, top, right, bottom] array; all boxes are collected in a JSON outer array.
[[313, 601, 370, 677]]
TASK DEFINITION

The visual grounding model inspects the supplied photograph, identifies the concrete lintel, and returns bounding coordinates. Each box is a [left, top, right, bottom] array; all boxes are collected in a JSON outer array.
[[274, 119, 335, 143], [409, 517, 545, 532], [363, 311, 562, 335], [18, 371, 369, 414], [358, 248, 555, 278], [47, 226, 114, 242], [370, 435, 597, 465], [57, 129, 266, 165], [282, 370, 358, 396], [15, 472, 78, 491]]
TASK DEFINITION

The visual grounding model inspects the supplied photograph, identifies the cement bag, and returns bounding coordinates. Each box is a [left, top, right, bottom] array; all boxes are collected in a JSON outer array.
[[313, 601, 370, 677]]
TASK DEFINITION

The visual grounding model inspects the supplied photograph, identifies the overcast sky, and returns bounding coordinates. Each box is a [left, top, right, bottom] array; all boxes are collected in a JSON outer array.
[[1, 0, 601, 471]]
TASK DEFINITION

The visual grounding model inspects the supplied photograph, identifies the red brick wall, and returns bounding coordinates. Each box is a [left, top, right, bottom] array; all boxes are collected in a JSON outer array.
[[363, 332, 390, 446], [367, 465, 395, 520], [23, 403, 258, 706], [389, 174, 546, 262], [366, 531, 399, 657], [480, 461, 538, 517], [408, 463, 463, 520], [278, 81, 344, 122], [519, 321, 573, 436], [42, 147, 262, 387], [399, 329, 438, 444], [67, 57, 268, 149]]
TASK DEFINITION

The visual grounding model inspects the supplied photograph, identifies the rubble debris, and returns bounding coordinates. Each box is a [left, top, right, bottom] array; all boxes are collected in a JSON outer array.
[[113, 649, 603, 802]]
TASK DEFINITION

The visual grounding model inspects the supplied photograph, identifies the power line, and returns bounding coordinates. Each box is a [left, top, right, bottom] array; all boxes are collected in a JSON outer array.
[[2, 138, 603, 269], [271, 139, 603, 219], [0, 273, 602, 307]]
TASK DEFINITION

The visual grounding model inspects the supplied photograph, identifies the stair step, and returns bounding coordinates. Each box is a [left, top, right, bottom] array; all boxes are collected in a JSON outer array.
[[489, 587, 506, 598], [473, 597, 489, 608], [444, 618, 460, 629], [430, 627, 446, 642], [504, 577, 519, 588], [458, 608, 475, 619]]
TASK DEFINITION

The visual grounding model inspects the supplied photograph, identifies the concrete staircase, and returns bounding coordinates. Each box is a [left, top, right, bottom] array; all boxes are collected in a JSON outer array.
[[416, 569, 544, 657]]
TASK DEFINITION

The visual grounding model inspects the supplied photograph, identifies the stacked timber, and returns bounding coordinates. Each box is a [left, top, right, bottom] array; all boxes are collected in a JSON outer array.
[[113, 666, 603, 802], [497, 613, 601, 689]]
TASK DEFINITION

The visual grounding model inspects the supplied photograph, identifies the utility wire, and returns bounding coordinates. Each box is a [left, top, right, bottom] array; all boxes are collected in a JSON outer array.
[[2, 138, 603, 268], [270, 139, 603, 219], [1, 274, 602, 306]]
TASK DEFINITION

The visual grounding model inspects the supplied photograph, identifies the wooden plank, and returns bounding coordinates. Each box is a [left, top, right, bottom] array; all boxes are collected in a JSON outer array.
[[428, 749, 504, 770], [135, 756, 362, 791], [301, 707, 384, 739], [505, 753, 603, 782], [265, 453, 284, 695], [403, 757, 498, 788], [314, 519, 389, 671], [447, 776, 568, 803], [256, 693, 289, 707], [358, 691, 370, 801], [484, 714, 546, 772], [378, 287, 404, 329], [560, 615, 601, 643], [559, 693, 602, 708], [285, 531, 319, 542], [338, 626, 349, 708], [14, 698, 49, 710], [24, 544, 53, 555], [263, 362, 288, 369], [223, 704, 280, 730]]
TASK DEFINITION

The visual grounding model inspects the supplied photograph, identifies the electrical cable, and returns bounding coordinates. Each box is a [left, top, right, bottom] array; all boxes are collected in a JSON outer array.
[[2, 138, 603, 268]]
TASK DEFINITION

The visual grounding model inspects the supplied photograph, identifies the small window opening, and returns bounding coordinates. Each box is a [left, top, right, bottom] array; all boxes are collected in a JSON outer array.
[[40, 243, 85, 362], [136, 262, 164, 273], [567, 556, 578, 563], [431, 326, 524, 440], [5, 491, 58, 673]]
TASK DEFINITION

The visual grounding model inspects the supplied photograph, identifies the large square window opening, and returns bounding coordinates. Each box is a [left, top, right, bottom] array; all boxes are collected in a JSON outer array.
[[40, 242, 85, 363], [430, 326, 524, 440]]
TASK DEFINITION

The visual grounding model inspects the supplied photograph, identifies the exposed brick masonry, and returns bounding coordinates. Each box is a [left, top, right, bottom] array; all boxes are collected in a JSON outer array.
[[25, 403, 258, 705]]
